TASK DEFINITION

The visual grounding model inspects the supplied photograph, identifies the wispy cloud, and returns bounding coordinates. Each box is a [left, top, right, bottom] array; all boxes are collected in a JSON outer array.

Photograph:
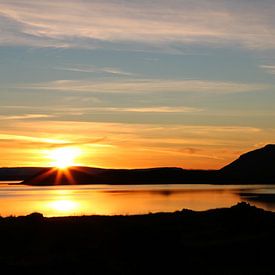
[[260, 65, 275, 75], [0, 105, 201, 116], [91, 106, 203, 113], [20, 79, 269, 94], [1, 0, 275, 50], [0, 133, 67, 144], [0, 114, 54, 120], [55, 65, 135, 76], [5, 121, 263, 148]]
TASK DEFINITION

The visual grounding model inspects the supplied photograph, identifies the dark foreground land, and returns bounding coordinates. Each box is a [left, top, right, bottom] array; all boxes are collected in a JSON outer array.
[[1, 203, 275, 274]]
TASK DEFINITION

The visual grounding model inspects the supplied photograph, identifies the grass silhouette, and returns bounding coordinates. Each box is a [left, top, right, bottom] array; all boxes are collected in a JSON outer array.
[[0, 203, 274, 274]]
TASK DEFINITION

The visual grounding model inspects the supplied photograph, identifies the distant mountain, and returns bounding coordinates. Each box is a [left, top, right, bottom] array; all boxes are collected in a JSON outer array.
[[220, 144, 275, 183], [1, 144, 275, 185], [0, 167, 105, 181], [0, 167, 47, 181], [20, 166, 219, 185]]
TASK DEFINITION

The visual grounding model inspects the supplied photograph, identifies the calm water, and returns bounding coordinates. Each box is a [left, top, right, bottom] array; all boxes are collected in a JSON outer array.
[[1, 182, 275, 217]]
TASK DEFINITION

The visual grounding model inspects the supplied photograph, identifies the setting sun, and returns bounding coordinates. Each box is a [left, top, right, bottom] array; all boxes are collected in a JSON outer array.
[[48, 147, 82, 168]]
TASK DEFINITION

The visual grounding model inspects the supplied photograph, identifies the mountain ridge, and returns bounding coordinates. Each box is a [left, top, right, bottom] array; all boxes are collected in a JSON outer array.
[[1, 144, 275, 185]]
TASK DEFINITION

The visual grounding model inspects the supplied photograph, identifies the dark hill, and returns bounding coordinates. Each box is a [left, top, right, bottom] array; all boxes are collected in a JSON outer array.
[[21, 166, 220, 185], [9, 144, 275, 185], [220, 144, 275, 183], [0, 167, 46, 181], [0, 167, 105, 181]]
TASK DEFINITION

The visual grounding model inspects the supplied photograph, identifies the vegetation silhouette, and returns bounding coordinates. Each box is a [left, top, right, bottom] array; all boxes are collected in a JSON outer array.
[[0, 202, 275, 274]]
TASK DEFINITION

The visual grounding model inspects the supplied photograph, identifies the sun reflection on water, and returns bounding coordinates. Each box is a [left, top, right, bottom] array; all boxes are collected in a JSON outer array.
[[42, 189, 85, 215], [49, 199, 79, 212]]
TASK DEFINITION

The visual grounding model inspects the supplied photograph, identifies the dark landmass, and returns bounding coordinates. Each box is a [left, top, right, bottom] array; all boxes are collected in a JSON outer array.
[[0, 167, 104, 181], [220, 144, 275, 183], [241, 193, 275, 203], [0, 167, 46, 181], [21, 166, 220, 185], [0, 202, 275, 274], [1, 144, 275, 185]]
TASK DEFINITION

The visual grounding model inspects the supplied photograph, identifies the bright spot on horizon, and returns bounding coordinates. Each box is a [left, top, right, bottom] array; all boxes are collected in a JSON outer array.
[[48, 147, 82, 168], [50, 199, 78, 212]]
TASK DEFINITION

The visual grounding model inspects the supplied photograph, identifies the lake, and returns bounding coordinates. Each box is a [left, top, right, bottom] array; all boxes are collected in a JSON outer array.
[[1, 182, 275, 217]]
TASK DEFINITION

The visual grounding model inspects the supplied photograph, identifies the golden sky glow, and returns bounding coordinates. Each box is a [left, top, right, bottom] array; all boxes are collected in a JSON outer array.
[[0, 120, 274, 169]]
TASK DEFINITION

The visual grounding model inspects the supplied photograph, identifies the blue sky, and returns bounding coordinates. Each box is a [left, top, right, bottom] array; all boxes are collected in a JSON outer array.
[[0, 0, 275, 168]]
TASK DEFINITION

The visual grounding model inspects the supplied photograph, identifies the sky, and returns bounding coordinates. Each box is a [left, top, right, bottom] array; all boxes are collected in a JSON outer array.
[[0, 0, 275, 169]]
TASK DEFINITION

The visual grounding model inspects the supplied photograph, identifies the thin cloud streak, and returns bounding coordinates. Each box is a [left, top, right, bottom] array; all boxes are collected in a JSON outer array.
[[20, 79, 269, 94], [260, 65, 275, 75], [55, 65, 135, 76], [77, 106, 203, 113], [0, 133, 67, 144], [1, 0, 275, 49], [0, 114, 54, 120]]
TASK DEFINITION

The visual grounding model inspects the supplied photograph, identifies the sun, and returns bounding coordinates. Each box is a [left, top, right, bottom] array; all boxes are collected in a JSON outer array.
[[48, 147, 81, 169]]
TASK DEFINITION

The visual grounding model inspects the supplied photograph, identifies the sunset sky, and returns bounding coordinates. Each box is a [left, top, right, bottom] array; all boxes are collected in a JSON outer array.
[[0, 0, 275, 169]]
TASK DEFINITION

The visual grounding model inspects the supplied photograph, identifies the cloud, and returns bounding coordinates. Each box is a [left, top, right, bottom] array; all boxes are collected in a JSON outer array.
[[92, 106, 203, 113], [0, 132, 107, 150], [260, 65, 275, 75], [20, 79, 269, 94], [0, 114, 54, 120], [0, 103, 202, 119], [0, 10, 70, 48], [0, 121, 264, 158], [1, 0, 275, 50], [0, 133, 67, 144], [6, 120, 263, 146], [55, 65, 135, 76]]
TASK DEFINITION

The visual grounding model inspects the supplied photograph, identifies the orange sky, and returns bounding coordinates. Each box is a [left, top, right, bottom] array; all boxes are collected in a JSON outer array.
[[1, 120, 274, 169]]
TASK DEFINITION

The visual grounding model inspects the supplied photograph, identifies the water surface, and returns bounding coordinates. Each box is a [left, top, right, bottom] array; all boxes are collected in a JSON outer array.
[[0, 183, 275, 216]]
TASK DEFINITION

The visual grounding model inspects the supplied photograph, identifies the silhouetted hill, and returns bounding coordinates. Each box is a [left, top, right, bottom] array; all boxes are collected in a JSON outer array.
[[22, 167, 218, 185], [220, 144, 275, 183], [2, 144, 275, 185], [0, 167, 47, 180], [0, 167, 105, 181]]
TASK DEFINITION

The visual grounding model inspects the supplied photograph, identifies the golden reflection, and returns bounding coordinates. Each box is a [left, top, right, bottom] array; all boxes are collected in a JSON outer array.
[[1, 184, 275, 217], [49, 199, 79, 212]]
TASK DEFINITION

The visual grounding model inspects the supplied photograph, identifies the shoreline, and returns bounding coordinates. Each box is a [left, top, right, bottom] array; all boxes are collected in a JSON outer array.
[[0, 201, 273, 218]]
